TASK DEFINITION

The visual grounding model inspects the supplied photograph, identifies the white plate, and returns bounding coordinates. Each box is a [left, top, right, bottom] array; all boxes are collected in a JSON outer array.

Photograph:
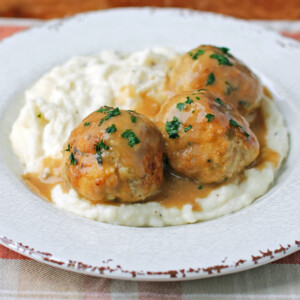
[[0, 8, 299, 281]]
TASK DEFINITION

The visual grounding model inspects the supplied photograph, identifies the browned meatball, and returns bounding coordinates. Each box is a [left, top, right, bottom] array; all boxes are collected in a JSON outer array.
[[155, 91, 259, 183], [170, 45, 263, 115], [63, 107, 164, 203]]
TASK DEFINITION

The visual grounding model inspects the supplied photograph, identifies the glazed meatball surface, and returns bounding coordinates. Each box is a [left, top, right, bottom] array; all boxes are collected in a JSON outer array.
[[64, 107, 164, 203], [170, 45, 263, 115], [155, 90, 259, 184]]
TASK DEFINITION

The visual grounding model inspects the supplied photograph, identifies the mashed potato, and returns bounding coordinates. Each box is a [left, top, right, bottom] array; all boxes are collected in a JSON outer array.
[[11, 48, 176, 173], [10, 48, 289, 227]]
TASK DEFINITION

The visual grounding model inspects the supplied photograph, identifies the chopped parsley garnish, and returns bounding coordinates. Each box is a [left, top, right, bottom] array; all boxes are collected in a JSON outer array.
[[192, 110, 195, 113], [210, 53, 233, 66], [106, 124, 117, 133], [185, 96, 193, 104], [97, 106, 112, 113], [94, 139, 109, 165], [206, 72, 215, 86], [69, 153, 77, 165], [189, 48, 205, 60], [195, 96, 200, 100], [37, 113, 41, 118], [184, 125, 192, 132], [65, 144, 71, 152], [121, 129, 140, 147], [217, 46, 230, 54], [198, 185, 203, 190], [165, 116, 181, 139], [99, 107, 120, 126], [197, 88, 208, 92], [225, 81, 238, 95], [95, 154, 102, 165], [131, 115, 137, 123], [207, 159, 211, 163], [84, 122, 90, 127], [95, 139, 109, 152], [176, 103, 185, 111], [215, 98, 224, 106], [176, 97, 193, 111], [205, 113, 215, 122], [229, 119, 250, 137], [238, 100, 250, 107]]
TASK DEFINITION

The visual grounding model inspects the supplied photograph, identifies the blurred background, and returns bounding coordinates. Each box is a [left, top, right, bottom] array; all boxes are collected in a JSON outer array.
[[0, 0, 299, 20]]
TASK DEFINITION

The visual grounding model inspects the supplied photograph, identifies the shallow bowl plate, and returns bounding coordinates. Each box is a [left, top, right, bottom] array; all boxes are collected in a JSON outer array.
[[0, 8, 299, 281]]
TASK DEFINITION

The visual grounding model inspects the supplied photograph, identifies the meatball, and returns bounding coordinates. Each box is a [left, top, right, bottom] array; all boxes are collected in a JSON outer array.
[[63, 106, 164, 203], [155, 91, 259, 183], [170, 45, 263, 115]]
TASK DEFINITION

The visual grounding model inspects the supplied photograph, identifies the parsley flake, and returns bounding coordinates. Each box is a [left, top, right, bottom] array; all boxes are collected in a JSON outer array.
[[94, 139, 109, 165], [69, 153, 77, 165], [166, 116, 181, 139], [176, 97, 193, 111], [205, 113, 215, 122], [225, 81, 238, 95], [131, 115, 137, 123], [185, 96, 193, 104], [97, 106, 112, 113], [215, 98, 224, 106], [84, 122, 90, 127], [121, 129, 140, 147], [197, 88, 208, 92], [65, 144, 71, 152], [184, 125, 192, 132], [99, 107, 120, 126], [206, 72, 215, 86], [217, 46, 230, 54], [95, 154, 102, 165], [229, 119, 250, 137], [190, 48, 205, 60], [37, 113, 41, 118], [238, 100, 250, 107], [176, 103, 185, 111], [106, 124, 117, 133], [210, 54, 233, 66], [95, 139, 109, 152], [195, 96, 200, 100], [198, 185, 203, 190]]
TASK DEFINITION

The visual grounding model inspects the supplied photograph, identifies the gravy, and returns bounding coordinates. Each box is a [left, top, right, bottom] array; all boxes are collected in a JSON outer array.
[[22, 91, 279, 211], [22, 158, 67, 200], [249, 106, 280, 170], [152, 172, 244, 211]]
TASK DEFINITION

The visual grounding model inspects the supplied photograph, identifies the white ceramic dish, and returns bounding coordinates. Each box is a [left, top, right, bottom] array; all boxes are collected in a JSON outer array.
[[0, 8, 299, 281]]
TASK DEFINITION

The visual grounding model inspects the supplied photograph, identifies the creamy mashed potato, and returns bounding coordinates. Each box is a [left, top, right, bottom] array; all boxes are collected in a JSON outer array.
[[10, 48, 289, 227], [11, 48, 176, 173]]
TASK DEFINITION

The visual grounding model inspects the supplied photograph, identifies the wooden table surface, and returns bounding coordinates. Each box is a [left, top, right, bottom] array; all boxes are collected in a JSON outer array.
[[0, 0, 299, 20]]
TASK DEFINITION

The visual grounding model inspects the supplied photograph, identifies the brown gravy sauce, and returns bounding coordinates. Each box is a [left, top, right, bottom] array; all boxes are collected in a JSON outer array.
[[136, 91, 161, 118], [22, 89, 280, 212], [248, 105, 280, 170], [22, 158, 67, 200], [263, 86, 273, 101], [150, 172, 243, 211]]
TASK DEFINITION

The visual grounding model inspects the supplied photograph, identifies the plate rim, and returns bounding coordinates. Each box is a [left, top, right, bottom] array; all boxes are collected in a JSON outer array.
[[0, 235, 299, 281], [0, 7, 299, 281]]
